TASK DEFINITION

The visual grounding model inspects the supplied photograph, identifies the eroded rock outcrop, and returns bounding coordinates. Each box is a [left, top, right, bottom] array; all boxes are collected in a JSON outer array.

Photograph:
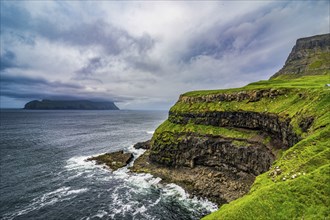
[[150, 133, 274, 176], [168, 111, 300, 148], [179, 89, 286, 103], [133, 140, 151, 150], [87, 150, 133, 170]]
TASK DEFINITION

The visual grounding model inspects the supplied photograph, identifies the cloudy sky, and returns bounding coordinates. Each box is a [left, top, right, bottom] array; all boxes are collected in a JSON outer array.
[[1, 1, 329, 109]]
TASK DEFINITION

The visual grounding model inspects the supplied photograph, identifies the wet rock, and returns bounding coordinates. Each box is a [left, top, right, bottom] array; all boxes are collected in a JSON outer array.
[[87, 150, 134, 171], [133, 140, 151, 150]]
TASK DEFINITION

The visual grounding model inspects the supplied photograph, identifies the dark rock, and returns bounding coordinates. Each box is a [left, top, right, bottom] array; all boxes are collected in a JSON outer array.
[[168, 111, 300, 148], [150, 133, 274, 176], [271, 33, 330, 78], [179, 89, 286, 103], [299, 116, 314, 132], [133, 140, 151, 150], [87, 150, 133, 171], [131, 151, 255, 205]]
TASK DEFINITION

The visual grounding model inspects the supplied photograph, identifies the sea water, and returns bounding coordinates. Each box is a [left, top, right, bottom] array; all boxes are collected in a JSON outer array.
[[0, 110, 217, 220]]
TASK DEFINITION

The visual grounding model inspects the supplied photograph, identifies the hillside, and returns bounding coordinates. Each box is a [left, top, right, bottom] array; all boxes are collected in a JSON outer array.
[[271, 33, 329, 79], [131, 34, 330, 219], [24, 99, 119, 110]]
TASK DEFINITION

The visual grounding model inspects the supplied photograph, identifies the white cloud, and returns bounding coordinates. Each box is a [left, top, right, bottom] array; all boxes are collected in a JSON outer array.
[[1, 0, 329, 109]]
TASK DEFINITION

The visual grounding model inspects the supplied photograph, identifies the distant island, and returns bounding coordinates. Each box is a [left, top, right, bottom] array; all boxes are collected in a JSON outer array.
[[24, 100, 119, 110]]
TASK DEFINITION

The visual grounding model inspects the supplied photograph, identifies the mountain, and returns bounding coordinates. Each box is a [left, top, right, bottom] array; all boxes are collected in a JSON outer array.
[[130, 34, 330, 219], [24, 100, 119, 110], [271, 33, 329, 79]]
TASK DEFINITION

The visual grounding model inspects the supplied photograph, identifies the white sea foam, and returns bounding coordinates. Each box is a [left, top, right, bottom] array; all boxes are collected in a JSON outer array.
[[163, 183, 188, 199], [113, 169, 217, 216], [132, 205, 147, 215], [92, 210, 108, 218], [4, 186, 89, 219], [65, 156, 95, 171], [146, 131, 154, 134], [66, 188, 89, 195], [191, 196, 218, 212], [63, 151, 217, 218], [163, 183, 218, 212], [126, 145, 146, 163]]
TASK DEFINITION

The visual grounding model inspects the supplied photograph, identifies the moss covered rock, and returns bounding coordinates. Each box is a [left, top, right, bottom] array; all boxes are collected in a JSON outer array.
[[87, 150, 133, 171]]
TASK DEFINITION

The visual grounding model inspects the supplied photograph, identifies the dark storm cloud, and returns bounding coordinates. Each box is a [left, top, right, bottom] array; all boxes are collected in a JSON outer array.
[[74, 57, 104, 83], [1, 73, 83, 99], [40, 20, 154, 55], [0, 73, 134, 102], [0, 50, 17, 70], [76, 57, 103, 77], [180, 4, 275, 63], [125, 56, 161, 73], [1, 74, 82, 89], [0, 1, 328, 109], [1, 3, 155, 56], [0, 3, 32, 31]]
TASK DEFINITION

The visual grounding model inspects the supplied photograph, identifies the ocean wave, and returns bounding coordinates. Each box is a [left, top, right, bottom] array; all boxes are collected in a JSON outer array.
[[163, 183, 218, 213], [65, 156, 95, 171], [146, 131, 154, 134], [2, 187, 89, 219], [110, 168, 217, 218], [91, 210, 108, 219], [62, 152, 217, 219], [126, 145, 146, 164]]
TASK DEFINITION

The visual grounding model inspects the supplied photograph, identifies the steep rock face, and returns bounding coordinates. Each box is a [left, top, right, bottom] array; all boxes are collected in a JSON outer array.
[[271, 33, 330, 78], [168, 111, 300, 148], [150, 133, 274, 176]]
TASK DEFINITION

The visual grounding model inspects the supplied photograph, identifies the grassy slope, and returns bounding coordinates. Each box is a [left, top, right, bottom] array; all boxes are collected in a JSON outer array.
[[170, 75, 330, 137], [152, 74, 329, 219], [196, 75, 330, 219], [153, 120, 259, 141]]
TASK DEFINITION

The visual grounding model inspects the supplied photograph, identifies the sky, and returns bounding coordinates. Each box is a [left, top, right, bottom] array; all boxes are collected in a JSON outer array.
[[1, 1, 329, 110]]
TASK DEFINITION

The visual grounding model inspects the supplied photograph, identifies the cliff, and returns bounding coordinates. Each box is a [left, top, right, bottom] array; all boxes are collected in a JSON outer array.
[[24, 99, 119, 110], [271, 33, 329, 79], [131, 34, 330, 219]]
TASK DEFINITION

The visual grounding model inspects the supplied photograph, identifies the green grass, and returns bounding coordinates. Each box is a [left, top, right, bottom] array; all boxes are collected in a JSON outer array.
[[183, 74, 329, 97], [153, 120, 259, 141], [202, 126, 330, 220], [150, 74, 330, 220], [171, 75, 330, 137]]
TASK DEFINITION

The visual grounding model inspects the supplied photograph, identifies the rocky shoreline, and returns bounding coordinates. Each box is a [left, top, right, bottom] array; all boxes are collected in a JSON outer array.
[[130, 148, 255, 205], [88, 139, 262, 206]]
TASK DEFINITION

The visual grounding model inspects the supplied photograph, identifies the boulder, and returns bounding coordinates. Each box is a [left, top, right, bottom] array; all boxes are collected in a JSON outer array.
[[87, 150, 134, 171]]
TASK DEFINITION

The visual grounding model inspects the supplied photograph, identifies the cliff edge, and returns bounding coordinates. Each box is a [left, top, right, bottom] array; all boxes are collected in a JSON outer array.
[[131, 34, 330, 219], [271, 33, 329, 79]]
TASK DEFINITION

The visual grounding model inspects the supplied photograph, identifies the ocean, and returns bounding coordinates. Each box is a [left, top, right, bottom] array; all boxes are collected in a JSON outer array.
[[0, 110, 217, 220]]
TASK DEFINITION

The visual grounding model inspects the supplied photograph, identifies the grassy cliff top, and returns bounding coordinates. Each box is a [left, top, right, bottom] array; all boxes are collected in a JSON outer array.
[[171, 75, 329, 138], [160, 74, 330, 219], [153, 120, 261, 141], [182, 74, 330, 97]]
